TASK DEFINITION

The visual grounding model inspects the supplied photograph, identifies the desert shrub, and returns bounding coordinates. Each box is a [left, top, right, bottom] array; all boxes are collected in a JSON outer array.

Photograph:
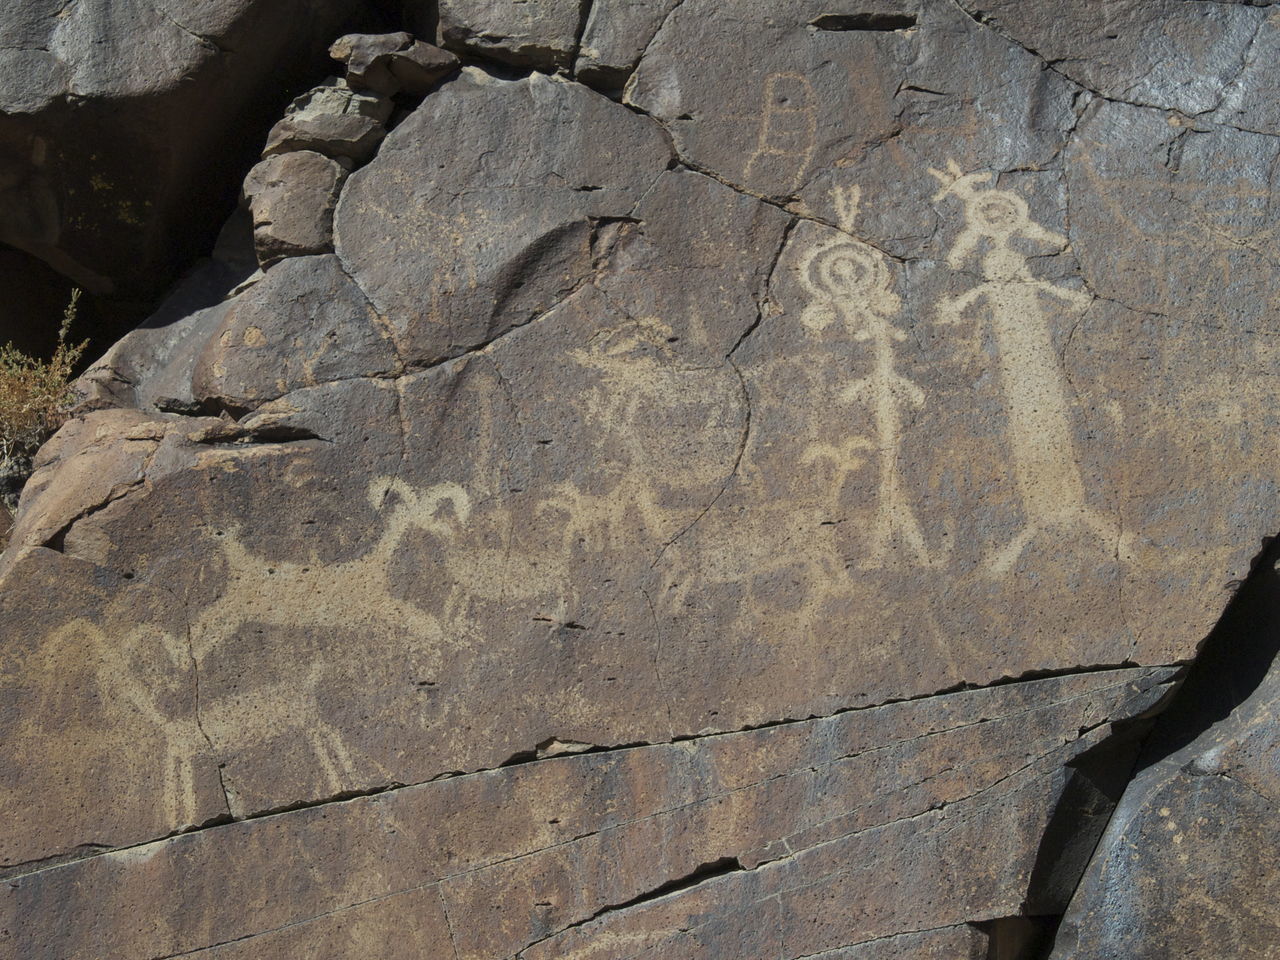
[[0, 289, 88, 514]]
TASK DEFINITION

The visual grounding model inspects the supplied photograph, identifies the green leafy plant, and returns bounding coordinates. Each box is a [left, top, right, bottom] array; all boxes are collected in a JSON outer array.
[[0, 289, 88, 514]]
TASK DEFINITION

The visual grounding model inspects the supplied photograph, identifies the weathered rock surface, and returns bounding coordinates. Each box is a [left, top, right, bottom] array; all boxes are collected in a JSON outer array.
[[1, 668, 1173, 957], [5, 0, 1280, 956], [0, 0, 378, 299], [335, 68, 673, 363], [1051, 544, 1280, 958], [261, 79, 393, 164], [575, 0, 681, 90], [437, 0, 584, 70], [243, 152, 349, 266]]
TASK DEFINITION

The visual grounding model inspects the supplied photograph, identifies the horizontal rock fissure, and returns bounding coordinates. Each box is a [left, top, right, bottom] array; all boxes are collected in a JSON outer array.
[[514, 856, 746, 956], [1, 661, 1177, 885], [809, 13, 918, 32]]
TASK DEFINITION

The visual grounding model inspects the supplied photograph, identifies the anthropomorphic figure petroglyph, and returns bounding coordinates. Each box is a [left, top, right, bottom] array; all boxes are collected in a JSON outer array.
[[743, 72, 818, 194], [800, 186, 935, 569], [931, 161, 1126, 574]]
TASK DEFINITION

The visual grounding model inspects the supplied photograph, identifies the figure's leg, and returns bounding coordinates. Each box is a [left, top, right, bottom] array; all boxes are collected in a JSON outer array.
[[1081, 508, 1134, 565], [987, 525, 1039, 577], [167, 754, 197, 827], [313, 727, 359, 793], [892, 498, 934, 567]]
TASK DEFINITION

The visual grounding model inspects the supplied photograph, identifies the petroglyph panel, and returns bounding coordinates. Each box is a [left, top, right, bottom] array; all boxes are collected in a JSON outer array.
[[15, 140, 1278, 866], [14, 135, 1280, 874], [798, 186, 934, 570], [0, 549, 227, 867], [628, 0, 904, 201], [12, 2, 1280, 955], [742, 72, 819, 195]]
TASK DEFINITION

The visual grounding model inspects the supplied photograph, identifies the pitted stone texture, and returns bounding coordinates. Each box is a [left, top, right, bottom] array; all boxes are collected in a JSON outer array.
[[956, 0, 1267, 118], [575, 0, 682, 90], [0, 669, 1172, 958], [335, 69, 672, 364], [243, 152, 348, 267], [437, 0, 583, 69], [0, 0, 374, 298], [191, 255, 400, 412]]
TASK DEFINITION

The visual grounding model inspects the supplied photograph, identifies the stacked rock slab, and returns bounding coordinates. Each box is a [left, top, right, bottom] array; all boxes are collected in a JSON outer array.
[[330, 31, 462, 97], [4, 1, 1280, 957], [437, 0, 583, 70], [241, 37, 459, 273]]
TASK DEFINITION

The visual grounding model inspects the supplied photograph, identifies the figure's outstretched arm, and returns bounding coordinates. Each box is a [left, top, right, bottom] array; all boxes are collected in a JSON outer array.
[[1038, 280, 1093, 311], [935, 286, 985, 324]]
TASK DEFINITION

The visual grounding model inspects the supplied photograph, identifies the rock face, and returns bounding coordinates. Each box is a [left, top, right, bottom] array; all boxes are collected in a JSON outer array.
[[437, 0, 583, 70], [1051, 545, 1280, 958], [4, 1, 1280, 957], [243, 153, 349, 266]]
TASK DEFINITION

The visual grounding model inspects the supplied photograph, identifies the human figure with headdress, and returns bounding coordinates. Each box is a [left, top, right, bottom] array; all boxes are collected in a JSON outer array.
[[931, 161, 1126, 574]]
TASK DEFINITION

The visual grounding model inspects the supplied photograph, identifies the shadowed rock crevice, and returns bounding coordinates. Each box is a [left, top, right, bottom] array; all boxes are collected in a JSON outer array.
[[1131, 535, 1280, 767], [0, 1, 405, 342], [1049, 534, 1280, 957], [978, 916, 1058, 960], [810, 13, 919, 32]]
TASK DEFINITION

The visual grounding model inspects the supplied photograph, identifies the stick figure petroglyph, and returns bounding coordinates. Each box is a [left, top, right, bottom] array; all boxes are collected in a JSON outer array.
[[800, 186, 936, 569], [930, 161, 1128, 575], [744, 73, 818, 194]]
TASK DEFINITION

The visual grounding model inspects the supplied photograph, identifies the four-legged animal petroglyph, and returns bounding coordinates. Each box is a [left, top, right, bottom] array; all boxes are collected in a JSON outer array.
[[34, 619, 217, 829], [800, 186, 936, 569], [744, 72, 818, 194], [930, 161, 1127, 575], [19, 478, 474, 824], [36, 168, 1132, 827], [189, 477, 472, 794], [532, 319, 737, 558]]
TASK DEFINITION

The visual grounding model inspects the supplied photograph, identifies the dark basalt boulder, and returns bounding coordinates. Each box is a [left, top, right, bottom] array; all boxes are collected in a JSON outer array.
[[0, 0, 378, 302]]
